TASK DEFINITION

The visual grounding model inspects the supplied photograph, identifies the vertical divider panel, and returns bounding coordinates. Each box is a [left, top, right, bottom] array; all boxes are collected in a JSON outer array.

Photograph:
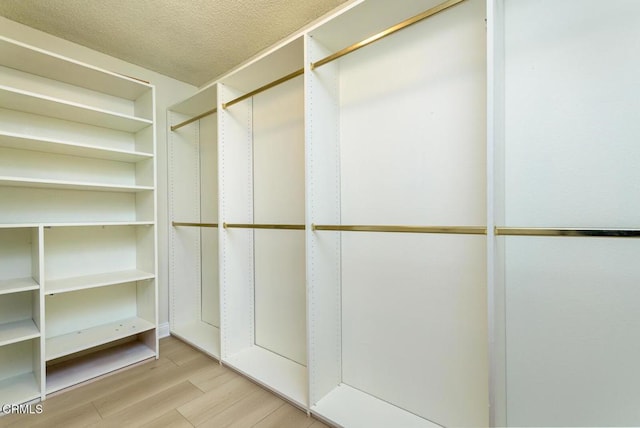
[[305, 35, 342, 407], [488, 0, 506, 425], [219, 84, 255, 358], [35, 225, 45, 399]]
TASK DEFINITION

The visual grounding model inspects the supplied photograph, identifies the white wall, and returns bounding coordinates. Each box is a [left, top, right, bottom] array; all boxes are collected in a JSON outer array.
[[0, 16, 198, 328]]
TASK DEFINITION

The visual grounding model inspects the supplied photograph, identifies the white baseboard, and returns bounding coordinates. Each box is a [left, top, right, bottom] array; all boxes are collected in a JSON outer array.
[[158, 322, 170, 338]]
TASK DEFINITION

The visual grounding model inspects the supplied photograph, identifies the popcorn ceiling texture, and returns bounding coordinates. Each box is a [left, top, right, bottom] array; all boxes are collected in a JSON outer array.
[[0, 0, 347, 86]]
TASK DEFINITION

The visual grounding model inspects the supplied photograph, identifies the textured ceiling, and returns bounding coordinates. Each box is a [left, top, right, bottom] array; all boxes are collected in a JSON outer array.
[[0, 0, 348, 86]]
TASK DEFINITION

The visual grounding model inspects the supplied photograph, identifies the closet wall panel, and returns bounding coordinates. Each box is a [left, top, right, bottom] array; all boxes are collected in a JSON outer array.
[[498, 0, 640, 426], [253, 76, 306, 365]]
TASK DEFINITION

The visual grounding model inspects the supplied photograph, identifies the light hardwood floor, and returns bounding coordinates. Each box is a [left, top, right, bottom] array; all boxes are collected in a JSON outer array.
[[0, 337, 331, 428]]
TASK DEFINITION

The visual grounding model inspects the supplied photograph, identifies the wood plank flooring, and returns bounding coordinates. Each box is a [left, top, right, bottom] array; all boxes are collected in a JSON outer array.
[[0, 336, 331, 428]]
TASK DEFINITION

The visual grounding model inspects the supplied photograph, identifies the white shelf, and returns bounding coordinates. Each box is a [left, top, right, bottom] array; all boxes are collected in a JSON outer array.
[[0, 277, 39, 295], [0, 319, 40, 347], [171, 321, 220, 359], [0, 176, 153, 193], [0, 35, 150, 100], [312, 384, 440, 428], [46, 340, 155, 394], [224, 345, 307, 407], [0, 131, 153, 163], [42, 221, 154, 227], [0, 372, 40, 405], [46, 317, 155, 361], [0, 86, 152, 133], [45, 269, 155, 295]]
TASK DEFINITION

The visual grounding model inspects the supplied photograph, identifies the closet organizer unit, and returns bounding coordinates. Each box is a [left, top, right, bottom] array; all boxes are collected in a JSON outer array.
[[219, 37, 307, 407], [0, 225, 42, 405], [168, 84, 221, 358], [492, 1, 640, 426], [306, 0, 487, 426], [0, 36, 157, 402]]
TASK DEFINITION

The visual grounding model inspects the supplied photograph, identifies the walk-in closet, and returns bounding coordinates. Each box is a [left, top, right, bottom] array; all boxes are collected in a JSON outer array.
[[1, 0, 639, 426]]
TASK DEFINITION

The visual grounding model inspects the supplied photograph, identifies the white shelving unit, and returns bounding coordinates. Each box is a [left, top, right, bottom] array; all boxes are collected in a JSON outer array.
[[163, 0, 640, 426], [0, 225, 43, 404], [218, 36, 307, 408], [306, 0, 488, 426], [168, 84, 221, 359], [0, 35, 157, 404]]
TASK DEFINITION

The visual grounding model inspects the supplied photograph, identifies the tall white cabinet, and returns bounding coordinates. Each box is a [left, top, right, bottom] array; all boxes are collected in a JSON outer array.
[[0, 35, 157, 404]]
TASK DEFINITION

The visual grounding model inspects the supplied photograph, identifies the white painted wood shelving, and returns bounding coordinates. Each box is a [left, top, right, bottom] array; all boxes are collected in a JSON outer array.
[[0, 35, 158, 403], [166, 0, 640, 426]]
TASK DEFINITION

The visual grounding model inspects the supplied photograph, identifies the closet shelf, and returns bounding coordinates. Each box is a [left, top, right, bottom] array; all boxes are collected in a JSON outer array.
[[224, 345, 307, 408], [0, 176, 153, 193], [42, 221, 155, 228], [0, 86, 152, 133], [0, 319, 40, 347], [45, 316, 155, 361], [46, 340, 155, 394], [0, 372, 40, 405], [0, 277, 39, 295], [45, 269, 155, 295], [0, 35, 151, 100], [312, 384, 439, 428], [0, 131, 153, 163], [171, 321, 220, 359]]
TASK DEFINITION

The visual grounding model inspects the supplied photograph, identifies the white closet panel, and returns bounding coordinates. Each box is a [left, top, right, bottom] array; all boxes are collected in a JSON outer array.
[[253, 76, 306, 366], [499, 1, 640, 426]]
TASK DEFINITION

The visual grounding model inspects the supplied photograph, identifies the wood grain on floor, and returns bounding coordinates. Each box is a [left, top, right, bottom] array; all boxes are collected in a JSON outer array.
[[0, 336, 331, 428]]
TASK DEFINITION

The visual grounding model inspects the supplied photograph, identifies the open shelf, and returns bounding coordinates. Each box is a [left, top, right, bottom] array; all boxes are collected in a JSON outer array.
[[312, 384, 440, 428], [224, 345, 307, 407], [0, 277, 39, 295], [171, 321, 220, 359], [45, 317, 155, 361], [0, 131, 153, 163], [0, 86, 152, 133], [0, 319, 39, 347], [0, 372, 40, 405], [0, 35, 150, 101], [46, 340, 155, 394], [45, 269, 155, 295], [42, 221, 154, 228], [0, 176, 153, 193]]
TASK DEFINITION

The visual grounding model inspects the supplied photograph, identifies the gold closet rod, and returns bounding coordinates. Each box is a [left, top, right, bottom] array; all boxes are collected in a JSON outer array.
[[173, 0, 464, 124], [222, 68, 305, 109], [495, 227, 640, 238], [312, 224, 487, 235], [172, 222, 219, 228], [310, 0, 466, 69], [223, 223, 305, 230], [170, 108, 218, 131]]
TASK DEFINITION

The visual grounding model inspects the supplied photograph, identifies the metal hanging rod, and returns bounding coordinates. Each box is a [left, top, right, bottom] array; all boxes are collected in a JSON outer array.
[[222, 68, 304, 109], [223, 223, 305, 230], [312, 224, 486, 235], [311, 0, 466, 70], [170, 108, 218, 131], [172, 222, 219, 228], [495, 227, 640, 238]]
